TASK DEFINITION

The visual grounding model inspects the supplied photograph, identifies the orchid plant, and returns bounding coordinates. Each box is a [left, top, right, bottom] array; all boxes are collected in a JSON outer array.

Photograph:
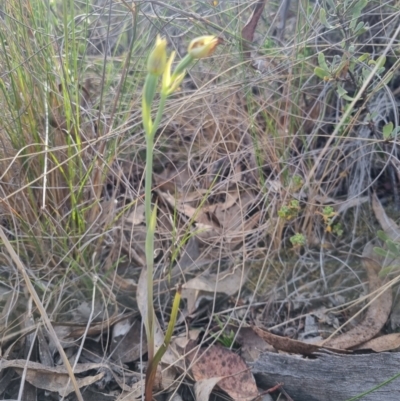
[[141, 35, 220, 400]]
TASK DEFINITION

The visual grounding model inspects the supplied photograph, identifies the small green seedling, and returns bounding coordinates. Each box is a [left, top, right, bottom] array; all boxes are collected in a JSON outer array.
[[290, 233, 306, 247], [278, 199, 301, 221]]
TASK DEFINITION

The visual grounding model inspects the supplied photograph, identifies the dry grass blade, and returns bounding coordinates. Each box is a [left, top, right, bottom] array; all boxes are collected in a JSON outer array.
[[1, 0, 400, 399], [0, 227, 84, 401]]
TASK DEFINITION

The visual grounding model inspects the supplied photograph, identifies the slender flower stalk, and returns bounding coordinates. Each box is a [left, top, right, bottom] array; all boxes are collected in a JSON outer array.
[[141, 34, 221, 401]]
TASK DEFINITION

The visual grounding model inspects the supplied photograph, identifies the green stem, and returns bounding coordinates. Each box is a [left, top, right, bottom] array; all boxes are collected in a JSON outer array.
[[151, 91, 168, 138], [172, 54, 193, 79], [144, 90, 168, 364], [145, 286, 181, 400], [144, 131, 155, 364]]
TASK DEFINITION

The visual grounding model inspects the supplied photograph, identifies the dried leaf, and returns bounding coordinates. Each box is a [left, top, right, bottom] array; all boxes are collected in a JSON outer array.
[[159, 191, 221, 237], [2, 359, 106, 396], [241, 0, 267, 60], [126, 203, 146, 226], [69, 313, 130, 338], [186, 345, 258, 401], [37, 326, 53, 367], [116, 380, 144, 400], [236, 327, 275, 363], [111, 319, 145, 363], [320, 257, 392, 349], [158, 189, 259, 247], [251, 326, 347, 355], [195, 377, 222, 401], [372, 193, 400, 240], [355, 333, 400, 352], [182, 266, 247, 314]]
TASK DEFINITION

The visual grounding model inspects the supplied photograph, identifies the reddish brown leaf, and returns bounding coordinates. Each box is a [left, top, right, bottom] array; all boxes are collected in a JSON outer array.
[[251, 326, 348, 355], [186, 344, 258, 401], [241, 0, 267, 59]]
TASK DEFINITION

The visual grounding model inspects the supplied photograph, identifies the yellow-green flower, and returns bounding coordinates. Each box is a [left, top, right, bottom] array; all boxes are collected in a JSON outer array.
[[147, 35, 167, 75], [188, 35, 221, 59], [162, 51, 185, 95]]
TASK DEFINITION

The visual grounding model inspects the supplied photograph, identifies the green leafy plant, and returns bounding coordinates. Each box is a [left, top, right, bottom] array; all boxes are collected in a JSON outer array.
[[318, 206, 338, 233], [290, 233, 306, 248], [211, 316, 237, 348], [278, 199, 301, 221]]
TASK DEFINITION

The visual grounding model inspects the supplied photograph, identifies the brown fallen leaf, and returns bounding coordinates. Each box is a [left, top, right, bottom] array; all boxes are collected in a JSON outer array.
[[116, 379, 144, 400], [181, 265, 248, 314], [241, 0, 267, 60], [110, 318, 145, 363], [251, 325, 348, 355], [195, 377, 224, 401], [320, 257, 392, 349], [354, 333, 400, 352], [236, 327, 275, 363], [372, 192, 400, 240], [1, 359, 106, 396], [158, 188, 260, 248], [186, 344, 258, 401], [69, 312, 132, 338]]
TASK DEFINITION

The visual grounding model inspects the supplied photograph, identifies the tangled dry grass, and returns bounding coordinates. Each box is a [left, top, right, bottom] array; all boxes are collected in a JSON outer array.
[[0, 0, 400, 399]]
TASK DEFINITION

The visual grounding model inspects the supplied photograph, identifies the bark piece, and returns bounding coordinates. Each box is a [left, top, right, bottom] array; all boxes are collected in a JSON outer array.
[[252, 351, 400, 401]]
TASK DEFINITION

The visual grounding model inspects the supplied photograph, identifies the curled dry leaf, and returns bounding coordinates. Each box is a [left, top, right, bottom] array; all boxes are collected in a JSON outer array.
[[254, 249, 392, 353], [186, 344, 258, 401], [251, 325, 347, 355], [320, 257, 392, 349], [355, 333, 400, 352], [111, 318, 145, 363], [68, 313, 131, 339], [2, 359, 106, 396], [236, 327, 275, 363], [158, 189, 260, 248], [182, 265, 247, 314], [241, 0, 266, 61], [195, 377, 223, 401], [372, 192, 400, 240]]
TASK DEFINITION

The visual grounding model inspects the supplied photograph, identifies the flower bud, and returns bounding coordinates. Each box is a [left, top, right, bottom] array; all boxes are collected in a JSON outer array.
[[162, 51, 185, 95], [147, 35, 167, 75], [187, 35, 221, 59]]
